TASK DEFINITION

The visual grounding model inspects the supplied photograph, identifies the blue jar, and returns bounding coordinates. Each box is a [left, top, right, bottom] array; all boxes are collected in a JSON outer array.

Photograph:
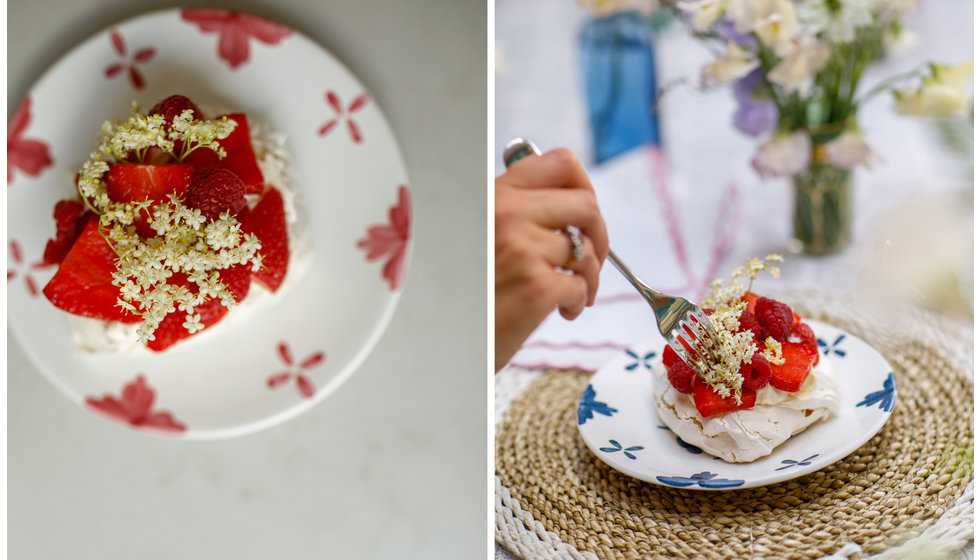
[[579, 11, 661, 164]]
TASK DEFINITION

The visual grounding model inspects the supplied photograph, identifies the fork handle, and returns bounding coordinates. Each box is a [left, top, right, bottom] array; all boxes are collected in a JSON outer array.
[[606, 250, 668, 309]]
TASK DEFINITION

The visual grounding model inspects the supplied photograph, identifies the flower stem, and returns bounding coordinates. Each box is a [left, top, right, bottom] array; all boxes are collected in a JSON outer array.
[[854, 65, 927, 106]]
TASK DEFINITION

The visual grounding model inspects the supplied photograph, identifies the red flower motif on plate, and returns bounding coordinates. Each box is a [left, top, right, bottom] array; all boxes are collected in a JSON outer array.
[[180, 9, 292, 70], [85, 375, 187, 433], [268, 342, 325, 399], [7, 240, 49, 297], [104, 30, 156, 89], [8, 96, 54, 184], [318, 91, 370, 143], [357, 185, 411, 291]]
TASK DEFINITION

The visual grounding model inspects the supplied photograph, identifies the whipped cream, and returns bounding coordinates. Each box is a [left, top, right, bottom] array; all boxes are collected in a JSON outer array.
[[66, 118, 313, 354], [653, 358, 839, 463]]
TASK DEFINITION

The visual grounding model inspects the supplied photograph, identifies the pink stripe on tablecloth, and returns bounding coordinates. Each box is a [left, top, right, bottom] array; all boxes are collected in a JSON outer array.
[[507, 360, 600, 373], [644, 147, 695, 287], [697, 181, 744, 299], [521, 339, 629, 351]]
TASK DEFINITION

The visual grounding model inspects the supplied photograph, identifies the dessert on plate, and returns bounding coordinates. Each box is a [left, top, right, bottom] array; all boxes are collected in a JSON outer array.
[[40, 95, 309, 353], [652, 255, 839, 463]]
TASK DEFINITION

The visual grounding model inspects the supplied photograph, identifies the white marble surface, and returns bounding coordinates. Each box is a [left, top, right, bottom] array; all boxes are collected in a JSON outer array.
[[8, 1, 487, 558]]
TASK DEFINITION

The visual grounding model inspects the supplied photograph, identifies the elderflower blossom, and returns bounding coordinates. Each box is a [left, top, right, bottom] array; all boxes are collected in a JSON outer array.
[[697, 254, 785, 401], [170, 109, 236, 159], [74, 102, 260, 344]]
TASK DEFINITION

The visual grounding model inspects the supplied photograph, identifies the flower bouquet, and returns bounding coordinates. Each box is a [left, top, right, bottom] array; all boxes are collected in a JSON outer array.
[[669, 0, 972, 254]]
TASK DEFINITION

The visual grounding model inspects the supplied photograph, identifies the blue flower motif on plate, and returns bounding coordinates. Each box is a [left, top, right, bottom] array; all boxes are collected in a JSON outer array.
[[656, 471, 744, 489], [624, 349, 657, 371], [578, 384, 618, 425], [775, 454, 819, 471], [818, 334, 847, 357], [599, 439, 644, 460], [674, 437, 704, 455], [856, 372, 895, 412]]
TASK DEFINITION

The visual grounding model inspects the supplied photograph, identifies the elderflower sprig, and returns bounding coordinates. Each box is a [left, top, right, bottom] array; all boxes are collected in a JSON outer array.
[[697, 254, 785, 402], [73, 101, 261, 344], [97, 103, 236, 164], [170, 109, 236, 160]]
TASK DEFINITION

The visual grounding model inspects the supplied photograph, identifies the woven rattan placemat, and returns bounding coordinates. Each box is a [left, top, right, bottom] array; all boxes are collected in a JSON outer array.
[[495, 303, 974, 560]]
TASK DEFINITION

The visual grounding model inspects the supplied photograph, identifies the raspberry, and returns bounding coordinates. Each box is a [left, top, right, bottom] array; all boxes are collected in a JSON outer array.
[[666, 360, 696, 394], [186, 168, 247, 220], [148, 95, 204, 124], [739, 353, 772, 391], [42, 199, 91, 265], [662, 344, 682, 369], [738, 309, 763, 342], [755, 297, 794, 341]]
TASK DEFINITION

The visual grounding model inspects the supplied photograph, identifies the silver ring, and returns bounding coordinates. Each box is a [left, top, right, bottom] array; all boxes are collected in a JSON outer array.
[[563, 225, 585, 268]]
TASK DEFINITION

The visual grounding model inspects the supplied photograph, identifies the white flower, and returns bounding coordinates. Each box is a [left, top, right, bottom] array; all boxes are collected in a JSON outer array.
[[824, 130, 875, 168], [883, 27, 918, 56], [752, 130, 811, 177], [727, 0, 799, 56], [578, 0, 659, 16], [797, 0, 876, 43], [881, 0, 920, 17], [677, 0, 726, 32], [697, 254, 785, 400], [702, 41, 759, 84], [182, 313, 204, 334], [767, 40, 830, 93], [895, 60, 974, 117]]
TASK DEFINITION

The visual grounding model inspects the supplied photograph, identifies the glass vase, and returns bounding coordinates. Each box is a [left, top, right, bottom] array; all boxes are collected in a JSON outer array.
[[790, 161, 852, 255], [578, 11, 660, 164]]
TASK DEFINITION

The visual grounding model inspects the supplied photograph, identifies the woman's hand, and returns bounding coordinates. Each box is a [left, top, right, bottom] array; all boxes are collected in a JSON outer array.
[[495, 148, 609, 371]]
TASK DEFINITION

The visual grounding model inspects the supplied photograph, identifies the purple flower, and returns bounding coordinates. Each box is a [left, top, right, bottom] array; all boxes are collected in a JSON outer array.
[[733, 68, 777, 136], [716, 18, 755, 47]]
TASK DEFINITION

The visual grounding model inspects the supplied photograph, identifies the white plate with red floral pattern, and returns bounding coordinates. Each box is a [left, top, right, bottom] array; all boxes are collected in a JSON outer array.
[[8, 8, 411, 438]]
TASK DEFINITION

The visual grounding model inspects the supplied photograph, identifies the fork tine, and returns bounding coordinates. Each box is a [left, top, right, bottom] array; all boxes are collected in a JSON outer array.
[[689, 308, 723, 351], [677, 325, 714, 367], [666, 336, 703, 372]]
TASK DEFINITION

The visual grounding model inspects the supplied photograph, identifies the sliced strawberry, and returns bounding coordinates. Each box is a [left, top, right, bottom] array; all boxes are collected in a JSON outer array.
[[769, 341, 818, 392], [106, 163, 194, 203], [183, 113, 264, 192], [692, 377, 756, 417], [42, 219, 141, 323], [790, 322, 820, 364], [239, 186, 289, 292], [106, 163, 194, 237], [743, 291, 760, 314], [662, 344, 682, 369], [43, 199, 93, 265], [186, 167, 247, 220], [145, 264, 251, 352]]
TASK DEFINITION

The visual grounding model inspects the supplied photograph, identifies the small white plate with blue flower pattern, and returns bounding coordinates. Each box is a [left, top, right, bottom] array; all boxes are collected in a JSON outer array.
[[577, 320, 896, 490]]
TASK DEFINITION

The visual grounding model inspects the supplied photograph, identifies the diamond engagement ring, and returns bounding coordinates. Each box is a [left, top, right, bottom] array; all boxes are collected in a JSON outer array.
[[563, 225, 585, 269]]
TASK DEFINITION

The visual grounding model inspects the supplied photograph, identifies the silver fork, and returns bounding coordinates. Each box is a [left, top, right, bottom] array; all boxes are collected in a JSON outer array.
[[502, 137, 722, 371], [605, 250, 721, 370]]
